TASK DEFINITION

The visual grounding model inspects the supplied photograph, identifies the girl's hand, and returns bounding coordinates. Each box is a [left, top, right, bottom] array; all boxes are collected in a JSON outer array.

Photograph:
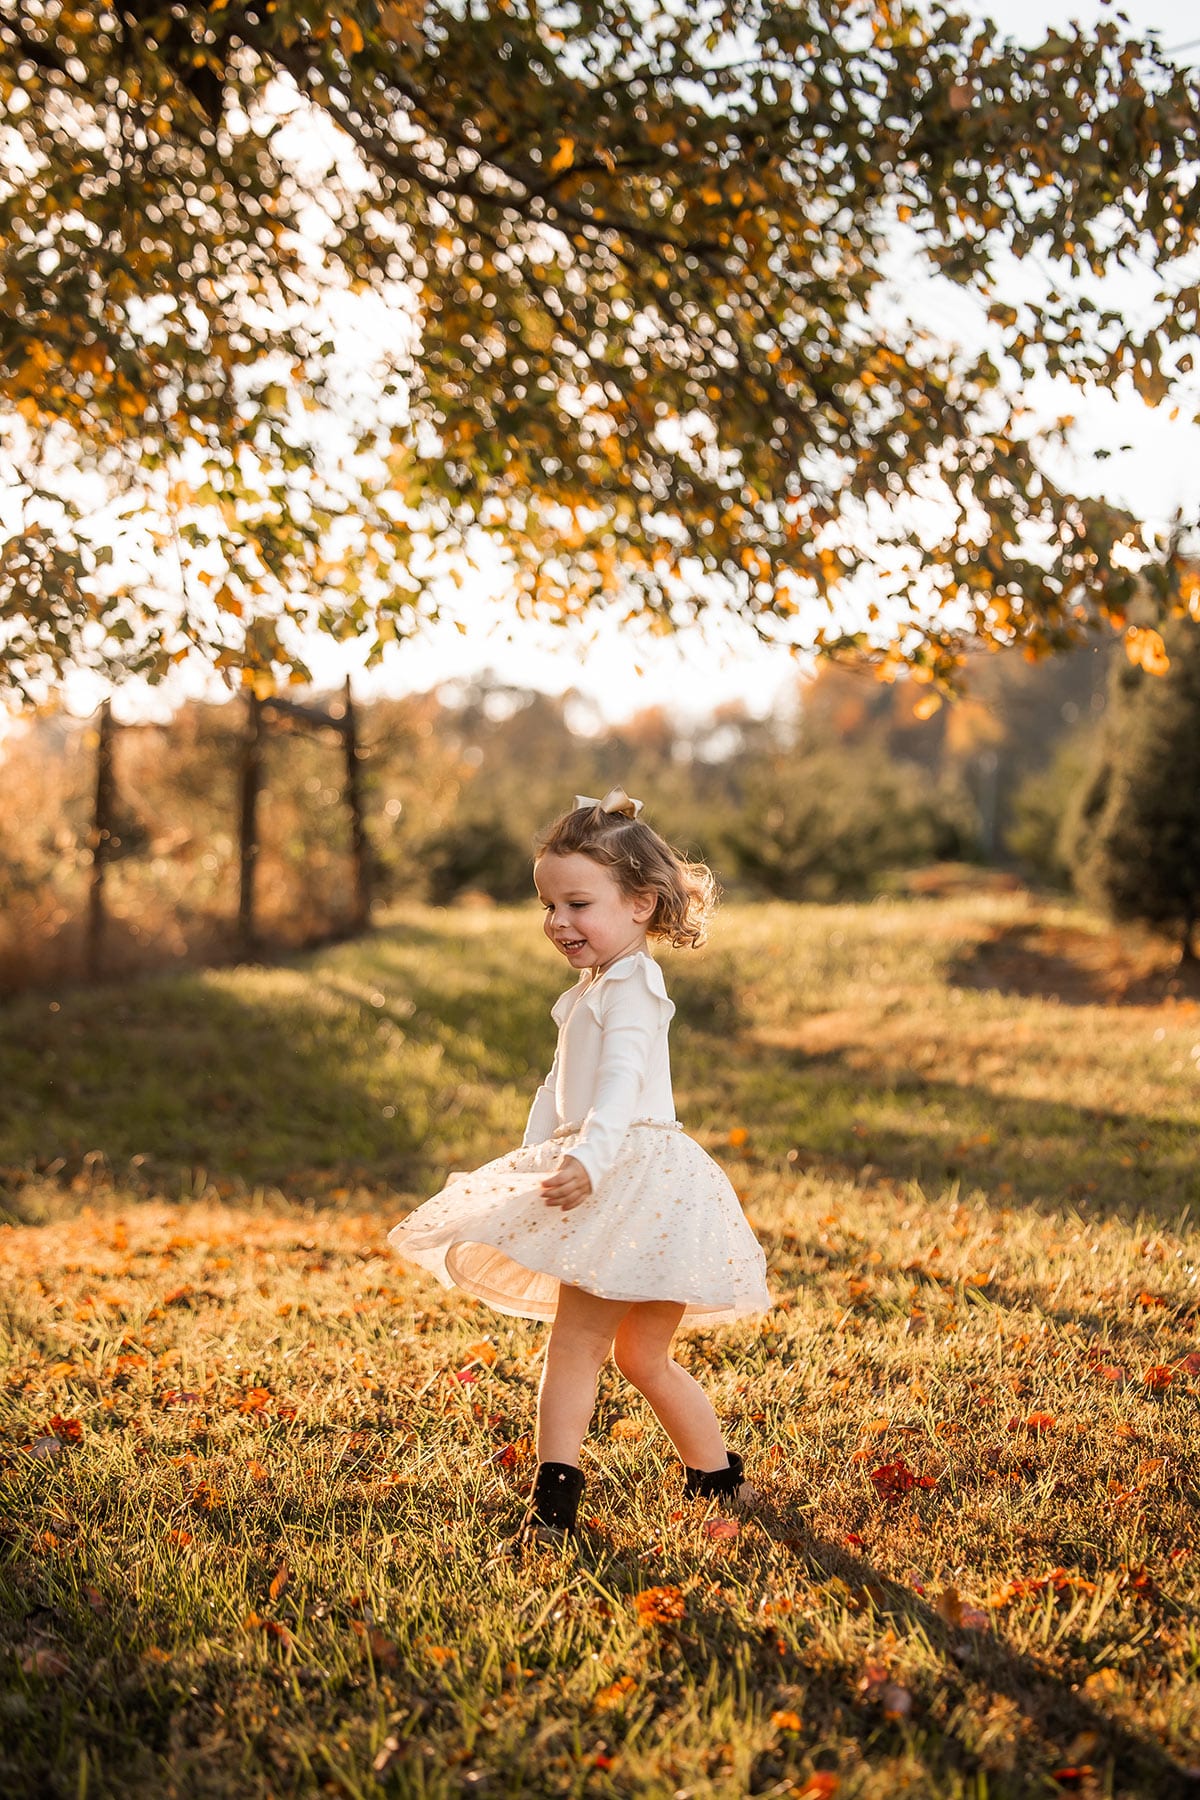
[[541, 1155, 593, 1210]]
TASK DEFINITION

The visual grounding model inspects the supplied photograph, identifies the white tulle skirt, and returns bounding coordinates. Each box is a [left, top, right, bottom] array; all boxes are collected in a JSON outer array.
[[387, 1120, 772, 1327]]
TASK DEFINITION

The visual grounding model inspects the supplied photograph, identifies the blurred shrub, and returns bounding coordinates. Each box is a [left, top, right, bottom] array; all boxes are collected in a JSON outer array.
[[722, 741, 979, 900], [1004, 726, 1099, 888], [420, 817, 533, 905], [1065, 616, 1200, 957]]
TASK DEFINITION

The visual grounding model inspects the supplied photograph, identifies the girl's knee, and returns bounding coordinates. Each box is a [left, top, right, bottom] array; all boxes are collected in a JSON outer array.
[[613, 1338, 673, 1392], [546, 1321, 615, 1371]]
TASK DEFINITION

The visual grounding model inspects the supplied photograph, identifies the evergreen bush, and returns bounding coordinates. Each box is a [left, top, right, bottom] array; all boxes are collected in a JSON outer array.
[[1066, 616, 1200, 958]]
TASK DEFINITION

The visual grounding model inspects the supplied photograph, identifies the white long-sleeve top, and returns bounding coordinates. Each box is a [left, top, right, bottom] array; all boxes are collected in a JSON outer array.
[[521, 951, 677, 1191]]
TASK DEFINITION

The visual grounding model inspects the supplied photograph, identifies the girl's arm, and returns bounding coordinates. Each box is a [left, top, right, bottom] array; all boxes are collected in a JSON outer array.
[[522, 1050, 560, 1147], [566, 959, 674, 1192]]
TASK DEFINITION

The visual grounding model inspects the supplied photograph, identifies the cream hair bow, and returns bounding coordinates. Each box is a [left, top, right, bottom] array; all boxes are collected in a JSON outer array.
[[574, 785, 644, 819]]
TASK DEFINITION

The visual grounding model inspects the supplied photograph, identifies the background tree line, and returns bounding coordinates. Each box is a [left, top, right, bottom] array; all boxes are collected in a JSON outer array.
[[1, 624, 1143, 993]]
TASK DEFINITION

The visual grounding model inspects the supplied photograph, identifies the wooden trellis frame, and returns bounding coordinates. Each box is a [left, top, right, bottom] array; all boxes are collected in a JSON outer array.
[[85, 679, 372, 978], [237, 678, 371, 953]]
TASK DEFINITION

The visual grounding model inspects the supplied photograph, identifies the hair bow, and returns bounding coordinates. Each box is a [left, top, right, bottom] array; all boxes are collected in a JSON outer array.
[[574, 785, 644, 820]]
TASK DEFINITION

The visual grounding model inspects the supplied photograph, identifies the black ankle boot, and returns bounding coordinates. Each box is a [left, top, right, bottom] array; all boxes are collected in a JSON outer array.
[[683, 1448, 757, 1504], [508, 1460, 586, 1552], [528, 1460, 586, 1530]]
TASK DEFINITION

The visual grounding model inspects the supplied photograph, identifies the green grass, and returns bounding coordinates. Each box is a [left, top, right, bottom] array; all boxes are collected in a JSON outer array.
[[2, 895, 1199, 1799]]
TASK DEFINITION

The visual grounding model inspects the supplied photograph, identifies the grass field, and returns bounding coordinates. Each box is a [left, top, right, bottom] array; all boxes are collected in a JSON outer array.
[[2, 894, 1199, 1799]]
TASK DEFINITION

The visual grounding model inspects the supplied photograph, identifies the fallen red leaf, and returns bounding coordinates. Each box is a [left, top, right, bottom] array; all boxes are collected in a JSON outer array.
[[47, 1415, 82, 1442], [869, 1457, 936, 1501], [1008, 1412, 1055, 1435]]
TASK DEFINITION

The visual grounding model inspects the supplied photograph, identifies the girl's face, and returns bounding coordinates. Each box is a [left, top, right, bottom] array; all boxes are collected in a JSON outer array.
[[535, 851, 655, 975]]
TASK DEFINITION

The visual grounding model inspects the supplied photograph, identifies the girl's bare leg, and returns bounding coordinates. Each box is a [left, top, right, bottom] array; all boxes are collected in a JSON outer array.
[[536, 1282, 631, 1466], [612, 1300, 729, 1469]]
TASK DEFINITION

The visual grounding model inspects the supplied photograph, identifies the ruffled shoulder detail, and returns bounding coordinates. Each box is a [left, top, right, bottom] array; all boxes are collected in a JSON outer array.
[[550, 982, 583, 1026], [581, 952, 675, 1027]]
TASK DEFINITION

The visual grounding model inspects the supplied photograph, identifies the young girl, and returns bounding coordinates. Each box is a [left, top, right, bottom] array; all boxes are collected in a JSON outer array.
[[387, 787, 772, 1550]]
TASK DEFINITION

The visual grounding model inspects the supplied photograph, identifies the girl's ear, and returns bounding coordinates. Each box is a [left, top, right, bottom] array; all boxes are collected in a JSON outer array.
[[632, 888, 657, 924]]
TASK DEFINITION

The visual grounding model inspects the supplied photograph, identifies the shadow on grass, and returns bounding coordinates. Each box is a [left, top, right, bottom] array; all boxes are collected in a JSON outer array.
[[2, 910, 1196, 1237], [712, 1040, 1200, 1230], [948, 918, 1200, 1009], [0, 930, 562, 1218], [762, 1523, 1200, 1798], [0, 920, 746, 1225]]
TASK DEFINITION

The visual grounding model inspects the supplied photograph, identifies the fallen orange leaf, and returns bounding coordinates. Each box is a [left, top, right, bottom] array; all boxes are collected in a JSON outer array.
[[934, 1586, 963, 1626], [634, 1585, 686, 1626], [593, 1675, 637, 1710], [350, 1621, 400, 1664], [20, 1646, 70, 1677]]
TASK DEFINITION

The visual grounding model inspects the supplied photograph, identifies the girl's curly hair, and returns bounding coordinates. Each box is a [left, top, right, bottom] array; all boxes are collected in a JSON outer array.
[[535, 798, 719, 948]]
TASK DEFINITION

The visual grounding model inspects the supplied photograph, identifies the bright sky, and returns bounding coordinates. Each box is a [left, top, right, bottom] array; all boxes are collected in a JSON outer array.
[[48, 0, 1200, 729]]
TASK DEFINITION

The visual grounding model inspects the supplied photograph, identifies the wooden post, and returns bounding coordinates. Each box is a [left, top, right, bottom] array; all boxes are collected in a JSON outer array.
[[237, 692, 264, 955], [85, 699, 115, 981], [342, 676, 371, 931]]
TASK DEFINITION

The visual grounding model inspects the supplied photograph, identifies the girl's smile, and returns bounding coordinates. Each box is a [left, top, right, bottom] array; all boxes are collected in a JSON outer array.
[[534, 850, 656, 975]]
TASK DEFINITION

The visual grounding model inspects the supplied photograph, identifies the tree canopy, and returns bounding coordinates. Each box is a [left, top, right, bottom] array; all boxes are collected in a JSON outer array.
[[1, 0, 1199, 701]]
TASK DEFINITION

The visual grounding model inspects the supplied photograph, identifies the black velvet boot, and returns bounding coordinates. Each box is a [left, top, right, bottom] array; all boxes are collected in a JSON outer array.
[[507, 1460, 586, 1554], [683, 1448, 759, 1507]]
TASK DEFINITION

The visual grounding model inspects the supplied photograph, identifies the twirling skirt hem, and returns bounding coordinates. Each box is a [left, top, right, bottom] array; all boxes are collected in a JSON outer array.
[[387, 1228, 772, 1327], [386, 1123, 773, 1327]]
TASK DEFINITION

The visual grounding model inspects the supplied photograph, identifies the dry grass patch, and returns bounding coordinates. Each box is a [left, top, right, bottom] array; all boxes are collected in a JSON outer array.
[[2, 897, 1200, 1798]]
